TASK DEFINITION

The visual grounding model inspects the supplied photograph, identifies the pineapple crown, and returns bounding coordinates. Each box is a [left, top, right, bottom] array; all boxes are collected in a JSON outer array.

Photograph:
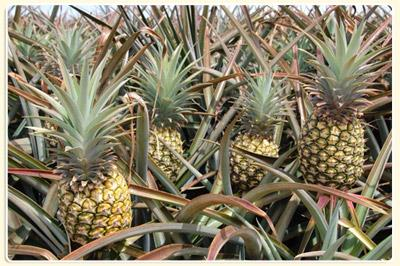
[[47, 22, 96, 70], [134, 44, 200, 129], [305, 20, 390, 121], [13, 20, 51, 62], [27, 53, 131, 187], [240, 70, 288, 137]]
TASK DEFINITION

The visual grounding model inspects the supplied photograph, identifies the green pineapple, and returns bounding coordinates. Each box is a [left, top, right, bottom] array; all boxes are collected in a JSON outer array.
[[231, 71, 287, 193], [29, 55, 132, 245], [135, 45, 199, 181], [299, 21, 389, 189]]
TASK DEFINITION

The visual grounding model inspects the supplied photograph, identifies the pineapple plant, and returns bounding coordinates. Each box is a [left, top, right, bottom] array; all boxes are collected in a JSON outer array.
[[28, 55, 133, 245], [231, 71, 287, 193], [12, 19, 51, 63], [134, 45, 200, 182], [299, 21, 389, 189]]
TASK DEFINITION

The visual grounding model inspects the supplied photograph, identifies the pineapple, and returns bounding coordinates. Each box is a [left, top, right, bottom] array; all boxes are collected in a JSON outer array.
[[29, 55, 132, 245], [134, 45, 199, 181], [231, 72, 287, 193], [299, 21, 389, 189]]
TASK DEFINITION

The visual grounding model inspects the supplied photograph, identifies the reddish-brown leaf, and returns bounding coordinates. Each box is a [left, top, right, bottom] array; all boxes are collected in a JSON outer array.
[[8, 168, 61, 180], [175, 194, 277, 236], [8, 84, 51, 108], [8, 245, 58, 260], [136, 244, 193, 260], [207, 225, 261, 260]]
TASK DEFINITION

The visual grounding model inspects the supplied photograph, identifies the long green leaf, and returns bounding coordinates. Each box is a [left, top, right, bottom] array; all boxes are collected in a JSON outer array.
[[343, 130, 392, 253], [361, 235, 392, 260], [8, 186, 68, 256]]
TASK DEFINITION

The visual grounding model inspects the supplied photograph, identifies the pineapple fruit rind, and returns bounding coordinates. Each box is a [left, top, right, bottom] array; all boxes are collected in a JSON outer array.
[[231, 133, 279, 192], [58, 167, 132, 245], [300, 114, 364, 189], [149, 127, 184, 182]]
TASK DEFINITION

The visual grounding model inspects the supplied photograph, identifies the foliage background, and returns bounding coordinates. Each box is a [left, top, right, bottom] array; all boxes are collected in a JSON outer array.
[[3, 0, 399, 263]]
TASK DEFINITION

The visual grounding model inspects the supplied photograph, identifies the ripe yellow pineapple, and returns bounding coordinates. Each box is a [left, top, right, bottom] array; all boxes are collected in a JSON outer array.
[[231, 72, 287, 193], [149, 127, 183, 179], [29, 56, 133, 245], [135, 45, 200, 182], [299, 21, 389, 189], [58, 166, 132, 245]]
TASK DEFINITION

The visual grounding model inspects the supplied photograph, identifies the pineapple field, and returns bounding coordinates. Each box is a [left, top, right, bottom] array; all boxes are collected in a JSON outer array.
[[7, 5, 392, 261]]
